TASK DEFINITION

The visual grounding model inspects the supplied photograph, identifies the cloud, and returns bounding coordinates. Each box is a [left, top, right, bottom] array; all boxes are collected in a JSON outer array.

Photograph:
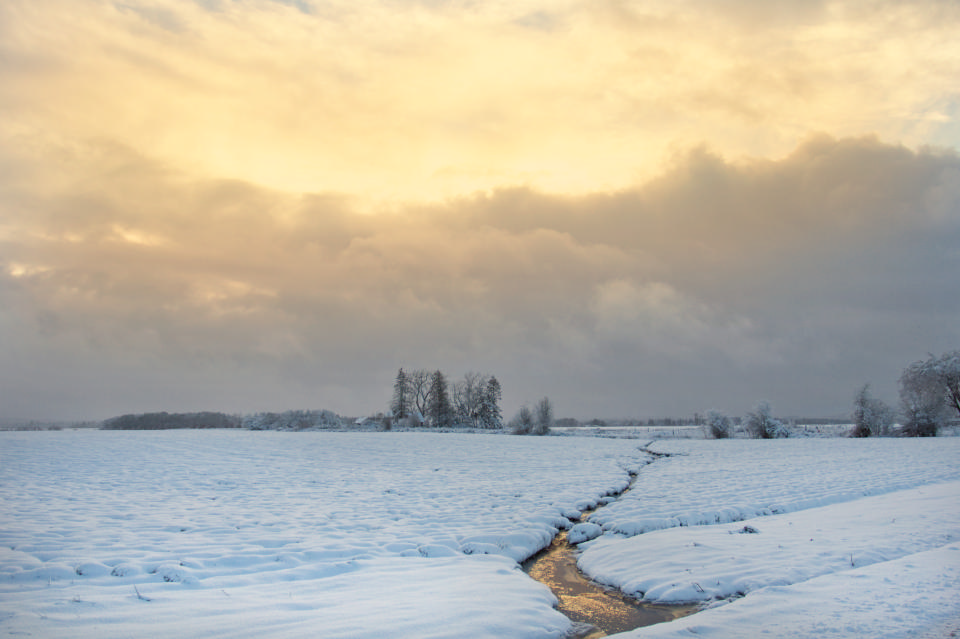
[[590, 279, 782, 366], [2, 0, 959, 419], [2, 0, 958, 204], [1, 130, 958, 419]]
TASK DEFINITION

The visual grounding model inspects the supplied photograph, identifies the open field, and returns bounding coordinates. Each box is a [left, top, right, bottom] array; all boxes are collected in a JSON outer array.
[[2, 431, 958, 638]]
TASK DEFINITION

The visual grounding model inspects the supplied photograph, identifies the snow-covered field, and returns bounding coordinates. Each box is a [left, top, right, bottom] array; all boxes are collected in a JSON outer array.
[[1, 432, 959, 638], [580, 438, 960, 638], [0, 431, 641, 638]]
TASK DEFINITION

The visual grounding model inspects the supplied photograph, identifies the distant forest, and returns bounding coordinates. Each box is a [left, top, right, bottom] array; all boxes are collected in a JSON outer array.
[[101, 412, 241, 430], [100, 410, 345, 431]]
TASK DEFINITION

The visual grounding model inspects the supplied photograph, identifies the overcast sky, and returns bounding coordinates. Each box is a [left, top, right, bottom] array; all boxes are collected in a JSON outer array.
[[2, 0, 959, 422]]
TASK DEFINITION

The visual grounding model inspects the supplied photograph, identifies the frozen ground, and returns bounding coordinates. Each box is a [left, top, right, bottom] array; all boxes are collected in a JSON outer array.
[[1, 432, 959, 638]]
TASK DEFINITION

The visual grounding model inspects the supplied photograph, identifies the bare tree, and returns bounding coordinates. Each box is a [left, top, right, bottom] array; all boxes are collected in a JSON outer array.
[[533, 397, 553, 436], [452, 372, 486, 427], [899, 361, 950, 436], [902, 351, 960, 420], [407, 369, 433, 421], [850, 384, 895, 437]]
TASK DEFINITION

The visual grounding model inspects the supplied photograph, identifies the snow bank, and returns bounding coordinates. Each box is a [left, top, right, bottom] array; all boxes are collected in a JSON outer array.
[[618, 543, 960, 639], [0, 554, 572, 639]]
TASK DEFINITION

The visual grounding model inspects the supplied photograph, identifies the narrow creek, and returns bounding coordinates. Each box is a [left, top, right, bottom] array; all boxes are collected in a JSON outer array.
[[522, 453, 696, 638]]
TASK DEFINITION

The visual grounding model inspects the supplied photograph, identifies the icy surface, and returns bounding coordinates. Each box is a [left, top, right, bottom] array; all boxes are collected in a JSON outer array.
[[0, 430, 643, 638]]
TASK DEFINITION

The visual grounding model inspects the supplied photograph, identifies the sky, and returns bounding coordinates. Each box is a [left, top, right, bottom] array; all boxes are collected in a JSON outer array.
[[1, 0, 959, 422]]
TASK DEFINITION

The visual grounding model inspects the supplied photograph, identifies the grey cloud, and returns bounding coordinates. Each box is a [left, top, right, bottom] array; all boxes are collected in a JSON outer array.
[[1, 135, 958, 420]]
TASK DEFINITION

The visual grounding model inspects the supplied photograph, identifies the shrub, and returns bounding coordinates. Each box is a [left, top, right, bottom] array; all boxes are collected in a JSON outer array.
[[509, 406, 534, 435], [703, 410, 732, 439], [743, 401, 788, 439]]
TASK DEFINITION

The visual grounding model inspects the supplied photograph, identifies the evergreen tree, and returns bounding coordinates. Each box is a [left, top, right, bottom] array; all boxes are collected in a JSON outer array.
[[390, 368, 410, 420], [427, 370, 454, 428], [480, 376, 502, 429]]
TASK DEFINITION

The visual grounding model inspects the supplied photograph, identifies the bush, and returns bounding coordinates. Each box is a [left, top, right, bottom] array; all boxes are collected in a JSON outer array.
[[703, 410, 732, 439], [509, 406, 534, 435], [743, 401, 788, 439]]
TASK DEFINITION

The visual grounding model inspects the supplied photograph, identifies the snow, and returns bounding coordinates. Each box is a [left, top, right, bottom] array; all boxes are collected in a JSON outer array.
[[576, 438, 960, 637], [588, 438, 960, 535], [0, 430, 640, 638], [620, 543, 960, 639], [580, 480, 960, 604], [2, 431, 959, 638]]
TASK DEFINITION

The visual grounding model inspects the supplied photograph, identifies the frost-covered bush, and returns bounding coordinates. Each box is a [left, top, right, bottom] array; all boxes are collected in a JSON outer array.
[[702, 410, 732, 439], [509, 406, 534, 435], [850, 384, 895, 437], [743, 401, 788, 439], [242, 410, 344, 431]]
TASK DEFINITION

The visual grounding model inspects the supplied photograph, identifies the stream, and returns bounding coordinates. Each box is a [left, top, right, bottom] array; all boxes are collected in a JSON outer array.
[[522, 454, 696, 637]]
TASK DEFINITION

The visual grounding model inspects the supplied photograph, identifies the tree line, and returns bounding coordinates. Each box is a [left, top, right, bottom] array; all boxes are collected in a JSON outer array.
[[698, 349, 960, 440], [102, 411, 242, 430], [390, 369, 503, 429]]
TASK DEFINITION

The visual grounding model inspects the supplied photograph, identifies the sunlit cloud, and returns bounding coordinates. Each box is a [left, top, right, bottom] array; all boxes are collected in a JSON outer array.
[[1, 0, 958, 419], [2, 0, 958, 203]]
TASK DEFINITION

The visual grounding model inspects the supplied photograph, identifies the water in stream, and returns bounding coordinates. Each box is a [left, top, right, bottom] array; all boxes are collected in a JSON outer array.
[[523, 463, 696, 638], [522, 527, 694, 638]]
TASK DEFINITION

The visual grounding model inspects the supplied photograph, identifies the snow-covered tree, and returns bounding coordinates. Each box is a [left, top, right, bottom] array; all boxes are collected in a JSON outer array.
[[479, 376, 502, 429], [390, 368, 410, 420], [703, 409, 732, 439], [427, 369, 454, 428], [533, 397, 553, 436], [743, 401, 788, 439], [900, 351, 960, 422], [850, 384, 895, 437], [938, 350, 960, 417], [899, 359, 951, 437]]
